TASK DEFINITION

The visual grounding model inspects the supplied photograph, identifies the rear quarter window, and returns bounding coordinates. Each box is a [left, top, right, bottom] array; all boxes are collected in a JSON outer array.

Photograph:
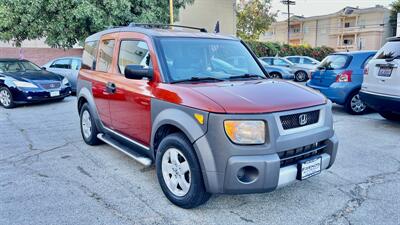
[[82, 41, 98, 70], [375, 41, 400, 60]]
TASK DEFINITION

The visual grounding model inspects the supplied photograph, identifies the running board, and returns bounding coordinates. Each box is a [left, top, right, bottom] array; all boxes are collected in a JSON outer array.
[[97, 133, 152, 167]]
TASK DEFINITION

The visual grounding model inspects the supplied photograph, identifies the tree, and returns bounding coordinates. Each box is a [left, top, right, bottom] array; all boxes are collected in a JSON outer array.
[[390, 0, 400, 36], [0, 0, 193, 48], [236, 0, 276, 41]]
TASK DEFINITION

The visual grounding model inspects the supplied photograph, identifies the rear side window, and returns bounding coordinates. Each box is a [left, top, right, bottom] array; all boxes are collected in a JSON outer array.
[[303, 58, 314, 64], [261, 58, 273, 64], [71, 59, 81, 70], [50, 59, 71, 69], [375, 41, 400, 60], [320, 54, 349, 70], [82, 41, 98, 70], [97, 40, 115, 72], [287, 57, 300, 63], [118, 40, 152, 75]]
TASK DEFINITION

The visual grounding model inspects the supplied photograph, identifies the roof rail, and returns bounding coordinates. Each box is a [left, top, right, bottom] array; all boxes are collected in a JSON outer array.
[[128, 23, 208, 33]]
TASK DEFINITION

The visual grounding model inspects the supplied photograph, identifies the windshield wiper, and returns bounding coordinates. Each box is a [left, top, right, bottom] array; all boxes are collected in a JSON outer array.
[[171, 76, 225, 84], [228, 74, 265, 80]]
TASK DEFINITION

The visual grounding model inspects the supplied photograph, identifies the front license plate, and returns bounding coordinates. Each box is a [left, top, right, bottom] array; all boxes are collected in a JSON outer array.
[[297, 156, 322, 180], [378, 67, 392, 77], [50, 91, 60, 97]]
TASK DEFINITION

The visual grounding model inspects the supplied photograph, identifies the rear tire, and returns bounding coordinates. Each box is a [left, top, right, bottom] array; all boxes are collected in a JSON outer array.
[[345, 91, 368, 115], [80, 103, 101, 145], [295, 71, 308, 82], [379, 112, 400, 121], [0, 87, 15, 109], [156, 133, 211, 208]]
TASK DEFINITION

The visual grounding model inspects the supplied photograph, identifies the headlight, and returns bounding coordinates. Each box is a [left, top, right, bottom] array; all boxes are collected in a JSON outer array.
[[62, 77, 69, 86], [13, 81, 38, 88], [224, 120, 265, 144]]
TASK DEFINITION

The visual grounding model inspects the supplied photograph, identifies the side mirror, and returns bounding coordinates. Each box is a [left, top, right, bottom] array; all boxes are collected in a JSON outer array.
[[124, 65, 153, 80]]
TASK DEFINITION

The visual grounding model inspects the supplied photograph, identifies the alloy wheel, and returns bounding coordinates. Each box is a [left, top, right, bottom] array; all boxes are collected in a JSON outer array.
[[81, 110, 92, 139], [350, 94, 366, 113], [296, 71, 307, 82], [0, 89, 11, 107], [161, 148, 191, 197]]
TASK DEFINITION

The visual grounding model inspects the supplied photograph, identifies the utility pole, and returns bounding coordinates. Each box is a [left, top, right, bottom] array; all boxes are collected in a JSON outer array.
[[169, 0, 174, 25], [281, 0, 296, 44]]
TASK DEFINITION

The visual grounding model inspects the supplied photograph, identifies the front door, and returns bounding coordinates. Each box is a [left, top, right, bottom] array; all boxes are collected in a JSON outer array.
[[108, 38, 154, 146]]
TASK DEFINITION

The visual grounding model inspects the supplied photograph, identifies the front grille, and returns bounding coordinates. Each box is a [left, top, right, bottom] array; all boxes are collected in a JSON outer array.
[[280, 110, 320, 130], [40, 82, 61, 89], [278, 141, 327, 167]]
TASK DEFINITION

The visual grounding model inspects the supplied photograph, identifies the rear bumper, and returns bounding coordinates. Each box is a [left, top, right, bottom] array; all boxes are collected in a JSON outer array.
[[359, 90, 400, 113], [306, 81, 359, 105], [12, 87, 72, 104]]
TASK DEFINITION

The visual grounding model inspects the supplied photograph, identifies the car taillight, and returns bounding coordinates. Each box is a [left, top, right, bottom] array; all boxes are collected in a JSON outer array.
[[363, 67, 369, 76], [336, 70, 352, 82]]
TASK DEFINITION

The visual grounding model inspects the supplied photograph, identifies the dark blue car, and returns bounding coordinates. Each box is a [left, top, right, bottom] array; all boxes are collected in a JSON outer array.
[[306, 51, 376, 115], [0, 59, 72, 108]]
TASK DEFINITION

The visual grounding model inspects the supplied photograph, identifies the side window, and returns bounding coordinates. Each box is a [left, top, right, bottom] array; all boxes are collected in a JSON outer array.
[[303, 58, 314, 64], [274, 59, 289, 66], [97, 40, 115, 72], [71, 59, 81, 70], [288, 57, 300, 64], [262, 58, 272, 65], [362, 55, 374, 68], [82, 41, 98, 70], [118, 40, 152, 74], [50, 59, 71, 69]]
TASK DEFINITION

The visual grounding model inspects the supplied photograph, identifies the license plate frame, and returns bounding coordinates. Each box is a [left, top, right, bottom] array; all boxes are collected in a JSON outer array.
[[50, 91, 60, 97], [297, 156, 322, 180], [378, 67, 393, 77]]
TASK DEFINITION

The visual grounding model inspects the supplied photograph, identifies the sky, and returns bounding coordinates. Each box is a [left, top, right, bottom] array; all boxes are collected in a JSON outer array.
[[271, 0, 394, 21]]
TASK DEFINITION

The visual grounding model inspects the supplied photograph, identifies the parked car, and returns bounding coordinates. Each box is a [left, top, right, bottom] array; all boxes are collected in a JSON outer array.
[[306, 51, 377, 115], [0, 58, 71, 108], [285, 56, 320, 67], [43, 57, 81, 92], [360, 37, 400, 121], [259, 60, 295, 80], [259, 56, 312, 82], [77, 24, 338, 208]]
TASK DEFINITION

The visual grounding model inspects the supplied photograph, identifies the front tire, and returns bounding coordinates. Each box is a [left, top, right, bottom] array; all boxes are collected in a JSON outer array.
[[0, 87, 15, 109], [156, 133, 210, 208], [379, 112, 400, 121], [345, 92, 368, 115], [80, 103, 101, 145], [295, 71, 308, 82]]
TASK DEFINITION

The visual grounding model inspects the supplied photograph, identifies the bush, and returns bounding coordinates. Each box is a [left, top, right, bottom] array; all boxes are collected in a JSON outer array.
[[245, 41, 335, 61]]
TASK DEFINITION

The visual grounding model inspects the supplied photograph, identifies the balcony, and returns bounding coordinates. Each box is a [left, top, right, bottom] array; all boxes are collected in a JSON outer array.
[[289, 32, 304, 40], [330, 25, 385, 35]]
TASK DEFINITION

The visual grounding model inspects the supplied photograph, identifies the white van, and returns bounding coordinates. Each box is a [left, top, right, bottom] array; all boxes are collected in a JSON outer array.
[[360, 37, 400, 121]]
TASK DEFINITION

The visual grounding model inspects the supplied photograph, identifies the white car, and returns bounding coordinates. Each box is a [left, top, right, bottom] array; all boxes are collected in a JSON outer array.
[[360, 37, 400, 121], [285, 56, 320, 67]]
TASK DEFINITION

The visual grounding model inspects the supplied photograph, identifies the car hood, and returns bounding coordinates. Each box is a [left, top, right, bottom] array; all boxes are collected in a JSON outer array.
[[186, 80, 326, 113], [3, 70, 63, 83]]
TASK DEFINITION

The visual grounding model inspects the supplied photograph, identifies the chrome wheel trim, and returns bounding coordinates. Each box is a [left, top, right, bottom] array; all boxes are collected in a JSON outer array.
[[161, 148, 191, 197], [350, 94, 366, 113], [0, 89, 11, 107], [296, 71, 307, 81], [81, 110, 92, 139]]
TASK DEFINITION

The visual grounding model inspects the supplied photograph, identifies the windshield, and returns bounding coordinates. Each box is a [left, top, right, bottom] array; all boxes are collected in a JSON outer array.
[[319, 54, 349, 70], [374, 41, 400, 60], [158, 38, 265, 82], [0, 61, 41, 72]]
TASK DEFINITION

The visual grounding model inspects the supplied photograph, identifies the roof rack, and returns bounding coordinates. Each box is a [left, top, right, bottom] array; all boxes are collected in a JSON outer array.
[[128, 23, 208, 33]]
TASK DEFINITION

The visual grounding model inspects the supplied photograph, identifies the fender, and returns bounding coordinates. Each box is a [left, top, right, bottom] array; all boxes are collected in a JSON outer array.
[[77, 79, 104, 132]]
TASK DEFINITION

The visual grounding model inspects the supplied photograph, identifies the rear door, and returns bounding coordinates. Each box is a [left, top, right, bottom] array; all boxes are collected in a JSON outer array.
[[309, 54, 350, 87], [364, 41, 400, 97]]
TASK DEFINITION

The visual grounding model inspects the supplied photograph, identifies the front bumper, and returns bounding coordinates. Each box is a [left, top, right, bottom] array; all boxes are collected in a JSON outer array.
[[306, 81, 359, 105], [12, 87, 72, 104], [194, 102, 338, 194], [360, 90, 400, 113]]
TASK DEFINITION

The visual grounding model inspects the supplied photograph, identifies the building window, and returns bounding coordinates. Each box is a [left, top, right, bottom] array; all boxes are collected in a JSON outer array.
[[97, 39, 115, 72], [118, 40, 152, 75], [343, 39, 353, 45], [344, 22, 350, 28]]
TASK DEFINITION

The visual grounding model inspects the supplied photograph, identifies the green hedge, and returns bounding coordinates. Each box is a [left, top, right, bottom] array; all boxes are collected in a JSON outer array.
[[245, 41, 335, 61]]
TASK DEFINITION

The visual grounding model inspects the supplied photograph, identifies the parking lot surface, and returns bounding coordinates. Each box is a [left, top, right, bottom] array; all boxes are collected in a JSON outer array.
[[1, 96, 399, 225]]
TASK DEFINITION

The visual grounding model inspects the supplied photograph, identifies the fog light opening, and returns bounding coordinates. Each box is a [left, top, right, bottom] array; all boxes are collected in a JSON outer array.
[[237, 166, 259, 184]]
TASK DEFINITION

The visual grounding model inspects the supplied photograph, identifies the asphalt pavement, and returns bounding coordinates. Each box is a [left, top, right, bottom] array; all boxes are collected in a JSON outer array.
[[1, 96, 399, 225]]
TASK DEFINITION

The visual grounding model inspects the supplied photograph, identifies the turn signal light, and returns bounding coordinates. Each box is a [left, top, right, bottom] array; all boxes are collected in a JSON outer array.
[[363, 67, 369, 76], [336, 70, 352, 82]]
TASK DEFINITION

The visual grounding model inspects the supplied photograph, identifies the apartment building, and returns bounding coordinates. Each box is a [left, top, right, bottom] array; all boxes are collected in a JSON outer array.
[[261, 5, 391, 51], [0, 0, 236, 65]]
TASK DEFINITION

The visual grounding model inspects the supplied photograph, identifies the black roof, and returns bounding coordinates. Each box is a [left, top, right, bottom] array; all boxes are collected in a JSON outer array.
[[85, 25, 238, 42], [387, 36, 400, 42]]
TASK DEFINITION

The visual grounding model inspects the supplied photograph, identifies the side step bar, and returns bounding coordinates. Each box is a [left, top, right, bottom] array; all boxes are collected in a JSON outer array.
[[97, 133, 152, 167]]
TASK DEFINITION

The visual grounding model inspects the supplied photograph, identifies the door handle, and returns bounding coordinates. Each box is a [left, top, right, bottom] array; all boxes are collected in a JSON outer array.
[[106, 82, 116, 94]]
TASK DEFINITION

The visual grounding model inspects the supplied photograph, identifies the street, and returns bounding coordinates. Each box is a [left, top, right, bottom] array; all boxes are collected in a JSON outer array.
[[1, 96, 399, 225]]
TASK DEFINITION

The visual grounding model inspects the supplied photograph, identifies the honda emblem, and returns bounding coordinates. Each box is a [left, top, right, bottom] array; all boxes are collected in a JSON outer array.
[[299, 114, 308, 126]]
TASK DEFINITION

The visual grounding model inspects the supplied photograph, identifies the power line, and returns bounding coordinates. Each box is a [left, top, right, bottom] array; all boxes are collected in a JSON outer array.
[[281, 0, 296, 44]]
